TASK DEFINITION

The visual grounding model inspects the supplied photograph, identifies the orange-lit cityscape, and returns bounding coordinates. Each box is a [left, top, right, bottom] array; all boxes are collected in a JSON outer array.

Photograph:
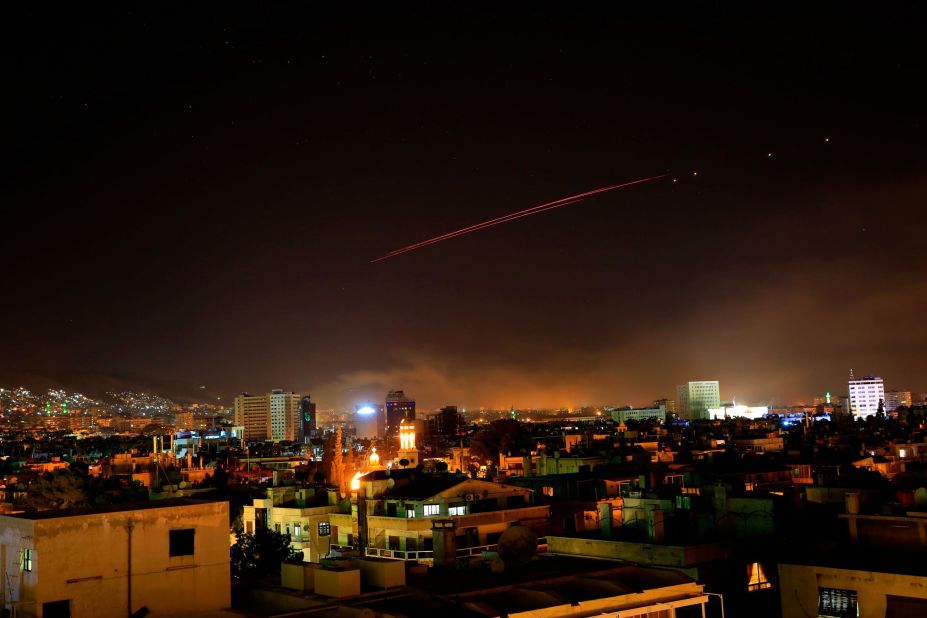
[[3, 3, 927, 618]]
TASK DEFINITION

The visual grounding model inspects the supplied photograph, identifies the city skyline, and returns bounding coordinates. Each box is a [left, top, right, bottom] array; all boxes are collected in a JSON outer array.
[[3, 5, 926, 410]]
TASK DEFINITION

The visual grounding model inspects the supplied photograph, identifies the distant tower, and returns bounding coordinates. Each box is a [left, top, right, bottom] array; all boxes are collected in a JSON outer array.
[[385, 390, 415, 438], [510, 404, 516, 420], [675, 381, 721, 420], [397, 417, 419, 468], [299, 395, 317, 441], [848, 372, 885, 418]]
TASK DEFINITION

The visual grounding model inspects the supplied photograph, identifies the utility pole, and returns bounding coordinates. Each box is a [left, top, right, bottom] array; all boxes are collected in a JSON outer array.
[[126, 519, 134, 618]]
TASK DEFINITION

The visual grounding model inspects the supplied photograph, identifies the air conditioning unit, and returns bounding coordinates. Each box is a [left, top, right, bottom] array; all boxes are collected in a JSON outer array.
[[465, 493, 475, 501]]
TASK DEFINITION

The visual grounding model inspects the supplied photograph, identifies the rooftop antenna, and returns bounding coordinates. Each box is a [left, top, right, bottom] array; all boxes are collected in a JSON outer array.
[[849, 368, 855, 381]]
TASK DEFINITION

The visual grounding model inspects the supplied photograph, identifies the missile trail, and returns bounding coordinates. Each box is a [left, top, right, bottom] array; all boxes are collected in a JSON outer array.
[[375, 175, 666, 261], [371, 174, 668, 262]]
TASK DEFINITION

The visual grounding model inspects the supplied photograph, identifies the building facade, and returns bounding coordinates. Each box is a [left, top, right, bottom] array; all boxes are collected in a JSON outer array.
[[0, 499, 230, 618], [848, 374, 885, 418], [611, 404, 666, 423], [240, 486, 341, 563], [384, 390, 415, 438], [234, 390, 302, 442], [676, 381, 721, 420], [885, 390, 912, 412], [360, 477, 548, 559]]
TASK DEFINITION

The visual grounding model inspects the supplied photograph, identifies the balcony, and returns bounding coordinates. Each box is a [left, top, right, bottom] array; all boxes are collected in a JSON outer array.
[[366, 504, 549, 532], [365, 547, 435, 561], [365, 537, 548, 562]]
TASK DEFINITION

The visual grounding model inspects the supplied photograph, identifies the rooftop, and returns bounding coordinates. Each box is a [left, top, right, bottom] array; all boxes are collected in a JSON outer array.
[[382, 475, 471, 500], [3, 497, 225, 520]]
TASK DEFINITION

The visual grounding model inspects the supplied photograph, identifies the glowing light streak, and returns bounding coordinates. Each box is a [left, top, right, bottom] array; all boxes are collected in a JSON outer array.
[[371, 174, 668, 262]]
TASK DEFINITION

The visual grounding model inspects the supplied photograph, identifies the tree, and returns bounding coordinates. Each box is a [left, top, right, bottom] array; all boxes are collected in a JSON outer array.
[[24, 470, 90, 510], [469, 419, 531, 465], [230, 527, 301, 583]]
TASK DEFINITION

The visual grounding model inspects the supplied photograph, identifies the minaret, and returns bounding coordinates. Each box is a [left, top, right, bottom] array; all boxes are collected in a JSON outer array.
[[397, 418, 419, 468]]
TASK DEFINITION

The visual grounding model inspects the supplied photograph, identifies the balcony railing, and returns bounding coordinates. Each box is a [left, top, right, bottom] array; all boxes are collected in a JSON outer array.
[[365, 547, 435, 561], [365, 538, 549, 561]]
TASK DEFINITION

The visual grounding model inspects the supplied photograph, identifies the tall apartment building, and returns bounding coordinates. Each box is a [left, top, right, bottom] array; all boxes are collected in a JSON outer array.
[[848, 372, 885, 417], [299, 395, 317, 440], [385, 390, 415, 438], [885, 390, 912, 412], [675, 381, 721, 420], [234, 389, 302, 441]]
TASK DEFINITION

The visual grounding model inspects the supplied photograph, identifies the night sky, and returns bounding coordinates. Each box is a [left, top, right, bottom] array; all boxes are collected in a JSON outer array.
[[3, 4, 926, 409]]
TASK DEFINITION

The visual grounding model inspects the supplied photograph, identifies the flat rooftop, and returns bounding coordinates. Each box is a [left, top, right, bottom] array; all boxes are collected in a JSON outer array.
[[3, 497, 226, 520]]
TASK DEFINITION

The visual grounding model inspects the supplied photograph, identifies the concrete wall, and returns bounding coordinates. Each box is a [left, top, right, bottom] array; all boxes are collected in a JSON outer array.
[[281, 561, 316, 592], [546, 536, 729, 568], [0, 501, 230, 618], [357, 559, 405, 589], [314, 568, 360, 598], [779, 563, 927, 618]]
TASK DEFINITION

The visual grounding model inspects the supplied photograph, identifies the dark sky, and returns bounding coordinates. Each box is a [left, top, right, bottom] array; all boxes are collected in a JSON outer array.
[[3, 3, 926, 409]]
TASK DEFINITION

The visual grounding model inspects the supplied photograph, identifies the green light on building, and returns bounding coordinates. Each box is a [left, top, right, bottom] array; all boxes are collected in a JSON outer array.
[[825, 391, 831, 405]]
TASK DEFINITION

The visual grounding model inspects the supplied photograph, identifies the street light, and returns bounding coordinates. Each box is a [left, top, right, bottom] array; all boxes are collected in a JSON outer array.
[[705, 592, 726, 618]]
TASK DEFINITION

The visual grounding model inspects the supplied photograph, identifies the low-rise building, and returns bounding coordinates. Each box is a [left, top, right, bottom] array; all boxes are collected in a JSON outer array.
[[0, 498, 230, 618], [349, 474, 549, 563], [241, 485, 342, 562]]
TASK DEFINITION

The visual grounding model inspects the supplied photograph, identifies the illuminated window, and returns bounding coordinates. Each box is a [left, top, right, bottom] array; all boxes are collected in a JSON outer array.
[[448, 505, 466, 516], [169, 529, 195, 557], [818, 588, 857, 617], [747, 561, 772, 591], [542, 486, 554, 497], [318, 521, 331, 536], [294, 524, 301, 538], [22, 549, 33, 572], [423, 504, 440, 516], [406, 507, 416, 518]]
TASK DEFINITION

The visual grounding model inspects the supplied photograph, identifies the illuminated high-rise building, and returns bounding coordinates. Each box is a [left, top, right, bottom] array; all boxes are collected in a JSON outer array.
[[385, 390, 415, 438], [233, 389, 302, 441], [675, 381, 720, 420], [848, 371, 885, 418], [884, 389, 911, 412]]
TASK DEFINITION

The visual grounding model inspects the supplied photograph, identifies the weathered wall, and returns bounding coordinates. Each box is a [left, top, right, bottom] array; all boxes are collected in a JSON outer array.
[[779, 563, 927, 618], [1, 501, 230, 618]]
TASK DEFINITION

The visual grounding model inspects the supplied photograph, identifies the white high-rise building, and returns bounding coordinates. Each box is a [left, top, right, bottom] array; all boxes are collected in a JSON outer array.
[[848, 371, 885, 418], [675, 381, 721, 420]]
